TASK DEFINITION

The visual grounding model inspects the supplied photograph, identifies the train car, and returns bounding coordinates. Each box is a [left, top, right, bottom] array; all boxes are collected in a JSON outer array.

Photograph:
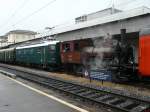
[[4, 48, 15, 63], [16, 41, 61, 70], [0, 48, 15, 63], [0, 49, 5, 62], [139, 28, 150, 78], [60, 38, 93, 73], [60, 38, 92, 73]]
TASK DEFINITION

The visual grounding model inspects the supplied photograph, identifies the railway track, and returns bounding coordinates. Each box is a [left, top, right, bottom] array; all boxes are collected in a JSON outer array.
[[0, 66, 150, 112]]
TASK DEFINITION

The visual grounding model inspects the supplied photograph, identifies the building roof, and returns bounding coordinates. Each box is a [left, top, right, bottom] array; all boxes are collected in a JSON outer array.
[[6, 30, 37, 35], [86, 7, 122, 16], [0, 36, 7, 39], [75, 8, 122, 23], [47, 7, 150, 36]]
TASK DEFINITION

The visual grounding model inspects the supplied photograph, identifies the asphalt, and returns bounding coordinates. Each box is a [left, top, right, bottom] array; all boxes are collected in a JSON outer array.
[[0, 74, 80, 112]]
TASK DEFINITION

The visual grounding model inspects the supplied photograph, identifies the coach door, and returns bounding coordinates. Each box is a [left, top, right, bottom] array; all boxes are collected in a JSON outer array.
[[43, 47, 47, 68]]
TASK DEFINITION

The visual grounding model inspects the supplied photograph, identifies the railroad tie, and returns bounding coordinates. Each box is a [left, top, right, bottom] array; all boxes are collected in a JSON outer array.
[[130, 104, 150, 112], [95, 95, 112, 101], [116, 100, 134, 108]]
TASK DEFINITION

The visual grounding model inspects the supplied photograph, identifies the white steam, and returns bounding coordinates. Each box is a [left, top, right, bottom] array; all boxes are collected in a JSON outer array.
[[82, 34, 115, 70]]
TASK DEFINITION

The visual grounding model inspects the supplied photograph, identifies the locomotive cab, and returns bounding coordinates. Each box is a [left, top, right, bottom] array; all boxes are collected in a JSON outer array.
[[60, 39, 93, 74]]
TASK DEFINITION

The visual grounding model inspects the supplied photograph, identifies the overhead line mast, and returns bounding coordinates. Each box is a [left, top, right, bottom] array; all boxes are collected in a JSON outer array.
[[112, 0, 115, 14]]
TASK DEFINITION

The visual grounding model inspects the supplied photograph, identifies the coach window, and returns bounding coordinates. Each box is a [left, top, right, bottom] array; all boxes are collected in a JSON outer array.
[[37, 48, 41, 53], [30, 49, 33, 54], [63, 43, 70, 52], [18, 50, 21, 54], [49, 45, 56, 51], [24, 50, 26, 54], [74, 43, 80, 51]]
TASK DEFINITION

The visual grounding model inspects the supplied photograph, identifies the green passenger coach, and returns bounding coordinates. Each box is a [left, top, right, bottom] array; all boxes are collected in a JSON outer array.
[[4, 48, 15, 63], [0, 49, 5, 62], [15, 41, 61, 70], [0, 48, 15, 63]]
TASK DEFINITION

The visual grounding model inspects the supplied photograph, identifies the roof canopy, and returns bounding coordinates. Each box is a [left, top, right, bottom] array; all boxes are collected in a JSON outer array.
[[48, 7, 150, 36]]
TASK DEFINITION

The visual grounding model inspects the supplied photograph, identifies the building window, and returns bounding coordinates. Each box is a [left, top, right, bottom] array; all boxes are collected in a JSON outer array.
[[18, 50, 21, 54], [37, 48, 41, 53], [75, 15, 87, 23], [30, 49, 33, 54]]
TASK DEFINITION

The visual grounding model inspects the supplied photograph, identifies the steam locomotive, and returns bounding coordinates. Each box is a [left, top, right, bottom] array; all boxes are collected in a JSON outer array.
[[0, 28, 150, 81], [59, 28, 150, 81], [110, 28, 150, 81]]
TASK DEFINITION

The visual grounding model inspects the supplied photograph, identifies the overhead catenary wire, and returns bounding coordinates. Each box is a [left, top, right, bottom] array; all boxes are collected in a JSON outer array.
[[0, 0, 29, 28], [107, 0, 113, 8], [0, 0, 57, 35], [15, 0, 146, 31], [13, 0, 57, 26], [44, 0, 144, 30], [0, 0, 147, 35]]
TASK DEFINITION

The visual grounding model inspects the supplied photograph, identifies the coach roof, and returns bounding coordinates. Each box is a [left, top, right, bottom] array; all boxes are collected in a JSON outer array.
[[16, 41, 59, 49]]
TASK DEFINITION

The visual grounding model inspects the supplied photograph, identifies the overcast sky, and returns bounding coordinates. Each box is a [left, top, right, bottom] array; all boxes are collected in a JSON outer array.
[[0, 0, 149, 35]]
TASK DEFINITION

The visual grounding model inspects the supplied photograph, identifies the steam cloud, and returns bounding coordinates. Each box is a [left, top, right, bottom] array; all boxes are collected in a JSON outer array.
[[82, 34, 116, 70]]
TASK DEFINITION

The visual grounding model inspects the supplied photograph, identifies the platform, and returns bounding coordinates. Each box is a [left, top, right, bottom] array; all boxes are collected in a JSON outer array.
[[0, 74, 87, 112]]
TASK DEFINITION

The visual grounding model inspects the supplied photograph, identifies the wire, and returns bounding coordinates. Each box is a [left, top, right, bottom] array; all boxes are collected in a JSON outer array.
[[0, 0, 29, 28], [39, 0, 145, 34], [13, 0, 57, 26], [107, 0, 113, 8], [1, 0, 146, 35], [0, 0, 57, 35]]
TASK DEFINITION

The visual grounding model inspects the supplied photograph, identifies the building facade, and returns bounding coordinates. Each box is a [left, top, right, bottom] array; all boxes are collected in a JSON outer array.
[[0, 36, 9, 47], [0, 36, 7, 42], [7, 30, 37, 44]]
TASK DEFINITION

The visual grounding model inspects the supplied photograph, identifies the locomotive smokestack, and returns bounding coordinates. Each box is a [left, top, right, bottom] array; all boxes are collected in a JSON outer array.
[[120, 29, 126, 44]]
